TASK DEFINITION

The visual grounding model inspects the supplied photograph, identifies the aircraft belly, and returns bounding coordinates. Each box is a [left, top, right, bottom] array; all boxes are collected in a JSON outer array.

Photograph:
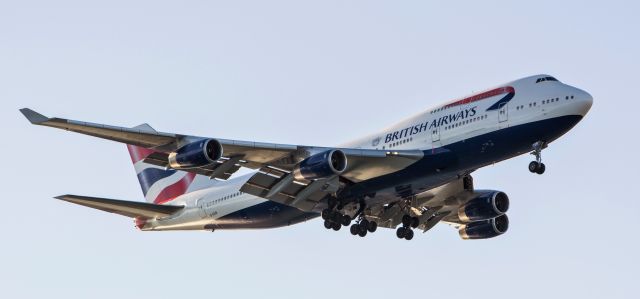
[[211, 201, 318, 229], [351, 115, 583, 202]]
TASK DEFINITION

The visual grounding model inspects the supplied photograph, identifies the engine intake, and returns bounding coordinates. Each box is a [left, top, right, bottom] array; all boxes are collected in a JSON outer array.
[[458, 191, 509, 222], [293, 150, 347, 180], [168, 139, 223, 169], [458, 214, 509, 240]]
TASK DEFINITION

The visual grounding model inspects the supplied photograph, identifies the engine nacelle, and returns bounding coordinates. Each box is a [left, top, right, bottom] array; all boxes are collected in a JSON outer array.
[[168, 139, 223, 169], [292, 150, 347, 180], [458, 214, 509, 240], [458, 191, 509, 222]]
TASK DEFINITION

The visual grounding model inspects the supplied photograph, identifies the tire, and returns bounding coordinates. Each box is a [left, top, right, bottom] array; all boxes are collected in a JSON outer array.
[[358, 229, 367, 237], [341, 215, 351, 226], [323, 220, 332, 229], [368, 221, 378, 233], [360, 219, 370, 230], [331, 213, 342, 223], [411, 217, 420, 228], [536, 163, 546, 175], [396, 227, 406, 239], [332, 221, 341, 231], [402, 215, 412, 227], [529, 161, 539, 173], [404, 229, 414, 240], [350, 224, 359, 235], [321, 209, 331, 220]]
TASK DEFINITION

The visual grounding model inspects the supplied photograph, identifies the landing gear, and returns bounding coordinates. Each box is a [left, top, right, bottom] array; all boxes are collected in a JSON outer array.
[[401, 214, 420, 229], [323, 219, 332, 229], [321, 209, 331, 220], [341, 215, 351, 226], [349, 218, 378, 237], [322, 206, 352, 231], [404, 229, 414, 240], [397, 214, 419, 240], [529, 161, 545, 174], [529, 141, 547, 175], [396, 226, 414, 240]]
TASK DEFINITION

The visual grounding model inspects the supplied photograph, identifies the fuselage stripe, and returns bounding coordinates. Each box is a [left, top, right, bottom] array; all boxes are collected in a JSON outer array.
[[444, 86, 515, 109]]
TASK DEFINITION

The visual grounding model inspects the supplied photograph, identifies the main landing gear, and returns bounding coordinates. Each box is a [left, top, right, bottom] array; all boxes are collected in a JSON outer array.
[[529, 141, 546, 175], [349, 217, 377, 237], [321, 201, 379, 238], [396, 214, 419, 241], [322, 208, 351, 231]]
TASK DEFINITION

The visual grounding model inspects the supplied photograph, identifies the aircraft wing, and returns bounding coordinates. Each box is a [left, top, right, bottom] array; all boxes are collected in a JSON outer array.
[[21, 108, 450, 212], [364, 175, 475, 232], [20, 108, 424, 180], [56, 194, 183, 218]]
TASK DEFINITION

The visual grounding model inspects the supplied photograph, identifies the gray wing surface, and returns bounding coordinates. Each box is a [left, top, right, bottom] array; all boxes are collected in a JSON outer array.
[[56, 195, 183, 218], [21, 108, 435, 212]]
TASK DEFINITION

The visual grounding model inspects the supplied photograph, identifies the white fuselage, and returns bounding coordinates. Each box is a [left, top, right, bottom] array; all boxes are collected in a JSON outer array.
[[143, 74, 592, 231]]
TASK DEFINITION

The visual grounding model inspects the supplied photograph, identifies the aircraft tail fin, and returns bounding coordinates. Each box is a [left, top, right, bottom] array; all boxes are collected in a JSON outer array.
[[126, 125, 220, 204]]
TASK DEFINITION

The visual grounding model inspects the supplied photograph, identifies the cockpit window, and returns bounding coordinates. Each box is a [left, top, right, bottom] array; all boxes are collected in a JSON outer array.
[[536, 76, 559, 83]]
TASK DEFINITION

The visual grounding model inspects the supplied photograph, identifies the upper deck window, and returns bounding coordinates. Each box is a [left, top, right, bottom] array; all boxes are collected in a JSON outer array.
[[536, 76, 559, 83]]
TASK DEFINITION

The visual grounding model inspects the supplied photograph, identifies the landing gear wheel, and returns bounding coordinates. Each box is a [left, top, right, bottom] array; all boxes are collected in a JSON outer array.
[[529, 161, 546, 174], [536, 163, 546, 175], [321, 209, 331, 220], [402, 215, 412, 227], [396, 227, 407, 239], [529, 141, 547, 175], [341, 215, 351, 226], [350, 224, 360, 235], [404, 229, 414, 240], [331, 222, 341, 231], [528, 161, 539, 173], [411, 217, 420, 229], [360, 219, 370, 230], [358, 228, 367, 237], [331, 213, 342, 224], [323, 220, 332, 229], [367, 221, 378, 233]]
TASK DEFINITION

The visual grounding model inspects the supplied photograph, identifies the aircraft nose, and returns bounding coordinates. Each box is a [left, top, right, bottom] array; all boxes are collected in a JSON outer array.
[[572, 88, 593, 117]]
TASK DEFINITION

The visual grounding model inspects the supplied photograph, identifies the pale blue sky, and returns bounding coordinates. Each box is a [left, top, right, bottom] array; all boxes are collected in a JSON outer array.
[[1, 1, 638, 298]]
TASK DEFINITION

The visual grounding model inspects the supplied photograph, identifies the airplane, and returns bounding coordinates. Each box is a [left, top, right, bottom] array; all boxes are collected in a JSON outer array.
[[20, 74, 592, 240]]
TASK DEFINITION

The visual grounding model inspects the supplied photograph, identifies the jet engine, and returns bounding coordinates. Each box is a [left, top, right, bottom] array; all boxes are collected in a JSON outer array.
[[168, 139, 223, 169], [458, 191, 509, 222], [458, 214, 509, 240], [292, 149, 347, 180]]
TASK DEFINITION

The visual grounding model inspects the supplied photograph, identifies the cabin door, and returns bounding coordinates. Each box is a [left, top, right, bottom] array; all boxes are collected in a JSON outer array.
[[498, 103, 508, 123], [431, 126, 440, 143]]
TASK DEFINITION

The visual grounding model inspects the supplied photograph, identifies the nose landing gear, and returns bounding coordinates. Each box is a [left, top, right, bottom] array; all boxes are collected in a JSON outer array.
[[529, 141, 547, 175]]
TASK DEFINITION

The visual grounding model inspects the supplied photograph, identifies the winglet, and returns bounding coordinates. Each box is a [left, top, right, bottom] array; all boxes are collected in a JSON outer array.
[[19, 108, 49, 124]]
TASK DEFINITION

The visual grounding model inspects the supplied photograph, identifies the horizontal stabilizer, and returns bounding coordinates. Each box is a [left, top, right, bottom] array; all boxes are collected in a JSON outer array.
[[55, 194, 183, 218]]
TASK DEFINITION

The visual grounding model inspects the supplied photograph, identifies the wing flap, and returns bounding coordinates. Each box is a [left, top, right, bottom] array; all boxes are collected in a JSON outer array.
[[55, 195, 183, 218], [240, 171, 327, 211]]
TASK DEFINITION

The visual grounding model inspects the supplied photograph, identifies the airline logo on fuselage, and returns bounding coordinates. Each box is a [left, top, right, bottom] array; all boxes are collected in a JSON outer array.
[[384, 106, 477, 143]]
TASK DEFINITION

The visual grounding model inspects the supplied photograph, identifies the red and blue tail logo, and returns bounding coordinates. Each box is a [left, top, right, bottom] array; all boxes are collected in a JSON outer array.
[[127, 145, 196, 204]]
